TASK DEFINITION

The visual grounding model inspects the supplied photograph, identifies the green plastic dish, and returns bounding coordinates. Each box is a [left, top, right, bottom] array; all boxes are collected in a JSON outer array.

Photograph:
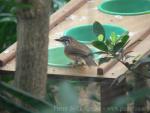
[[98, 0, 150, 16], [64, 24, 127, 44], [48, 46, 100, 67]]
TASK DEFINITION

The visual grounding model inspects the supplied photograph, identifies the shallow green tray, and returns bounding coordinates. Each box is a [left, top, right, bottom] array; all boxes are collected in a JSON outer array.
[[48, 46, 100, 67], [98, 0, 150, 16], [64, 24, 127, 44]]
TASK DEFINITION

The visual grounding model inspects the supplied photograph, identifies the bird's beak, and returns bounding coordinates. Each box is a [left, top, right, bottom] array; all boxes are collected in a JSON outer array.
[[55, 38, 63, 42]]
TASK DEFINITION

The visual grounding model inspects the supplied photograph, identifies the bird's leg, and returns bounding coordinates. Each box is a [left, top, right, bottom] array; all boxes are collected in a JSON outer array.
[[68, 61, 83, 68], [75, 60, 79, 65], [68, 62, 74, 65], [67, 59, 84, 67], [67, 61, 79, 67], [74, 60, 85, 66]]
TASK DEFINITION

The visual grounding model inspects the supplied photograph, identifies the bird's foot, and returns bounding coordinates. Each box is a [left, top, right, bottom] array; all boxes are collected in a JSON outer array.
[[77, 62, 84, 66], [67, 62, 84, 67]]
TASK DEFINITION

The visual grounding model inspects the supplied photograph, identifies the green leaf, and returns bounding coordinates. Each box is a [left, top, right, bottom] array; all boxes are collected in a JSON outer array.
[[0, 95, 34, 113], [121, 35, 129, 46], [93, 21, 105, 39], [99, 57, 112, 64], [113, 42, 124, 52], [105, 39, 114, 50], [116, 31, 129, 43], [98, 34, 104, 41], [113, 33, 129, 52], [0, 82, 52, 113], [0, 13, 14, 17], [110, 32, 118, 44], [0, 17, 17, 23], [105, 39, 111, 45], [92, 41, 108, 52]]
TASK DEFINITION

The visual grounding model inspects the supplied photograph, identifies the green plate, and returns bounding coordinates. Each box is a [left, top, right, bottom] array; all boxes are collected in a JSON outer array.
[[98, 0, 150, 16], [64, 24, 127, 44], [48, 46, 100, 67]]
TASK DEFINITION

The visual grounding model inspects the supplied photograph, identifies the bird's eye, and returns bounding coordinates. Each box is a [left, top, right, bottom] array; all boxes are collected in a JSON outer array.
[[67, 39, 71, 43], [64, 39, 69, 42]]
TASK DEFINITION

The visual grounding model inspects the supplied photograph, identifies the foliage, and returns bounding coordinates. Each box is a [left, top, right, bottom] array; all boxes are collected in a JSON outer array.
[[93, 21, 105, 39], [92, 21, 130, 66], [92, 21, 150, 76], [0, 0, 17, 52], [0, 80, 79, 113], [104, 87, 150, 113], [92, 21, 150, 113], [0, 0, 70, 52], [51, 0, 70, 12], [0, 81, 52, 113]]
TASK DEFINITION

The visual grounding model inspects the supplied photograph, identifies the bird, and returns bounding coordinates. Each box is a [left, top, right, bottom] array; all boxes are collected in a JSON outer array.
[[55, 36, 97, 66]]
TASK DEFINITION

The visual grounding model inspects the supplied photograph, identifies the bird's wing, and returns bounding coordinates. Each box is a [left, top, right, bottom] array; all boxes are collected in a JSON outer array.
[[71, 39, 92, 54], [65, 46, 90, 57]]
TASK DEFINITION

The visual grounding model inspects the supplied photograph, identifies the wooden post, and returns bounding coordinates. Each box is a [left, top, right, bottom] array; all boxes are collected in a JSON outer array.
[[100, 79, 127, 113]]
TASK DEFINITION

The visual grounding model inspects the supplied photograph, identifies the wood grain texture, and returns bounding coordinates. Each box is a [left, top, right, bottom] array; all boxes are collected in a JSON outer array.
[[0, 0, 150, 79], [49, 0, 88, 29], [0, 43, 16, 67]]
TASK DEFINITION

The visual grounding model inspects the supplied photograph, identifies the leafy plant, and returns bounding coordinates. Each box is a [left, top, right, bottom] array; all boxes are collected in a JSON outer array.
[[92, 21, 130, 66], [92, 21, 150, 113]]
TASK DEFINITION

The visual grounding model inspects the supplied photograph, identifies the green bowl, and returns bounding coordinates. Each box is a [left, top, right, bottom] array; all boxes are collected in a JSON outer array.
[[64, 24, 127, 44], [98, 0, 150, 16], [48, 46, 100, 67]]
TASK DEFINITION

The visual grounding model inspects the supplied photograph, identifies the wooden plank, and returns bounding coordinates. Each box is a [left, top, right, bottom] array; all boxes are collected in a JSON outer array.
[[49, 0, 88, 29], [0, 70, 114, 82], [0, 0, 150, 79], [48, 0, 150, 77]]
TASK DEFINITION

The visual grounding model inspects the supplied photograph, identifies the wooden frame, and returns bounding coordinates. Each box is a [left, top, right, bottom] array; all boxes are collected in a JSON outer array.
[[0, 0, 150, 113]]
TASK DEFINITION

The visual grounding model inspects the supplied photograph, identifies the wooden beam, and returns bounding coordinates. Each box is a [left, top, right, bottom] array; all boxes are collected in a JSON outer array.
[[49, 0, 88, 30], [0, 43, 17, 67], [0, 70, 114, 82]]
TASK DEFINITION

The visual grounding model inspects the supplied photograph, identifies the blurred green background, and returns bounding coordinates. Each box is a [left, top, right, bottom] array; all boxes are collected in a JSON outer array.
[[0, 0, 70, 52]]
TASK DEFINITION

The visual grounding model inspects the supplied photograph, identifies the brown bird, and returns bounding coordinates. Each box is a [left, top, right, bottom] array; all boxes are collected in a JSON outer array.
[[55, 36, 97, 66]]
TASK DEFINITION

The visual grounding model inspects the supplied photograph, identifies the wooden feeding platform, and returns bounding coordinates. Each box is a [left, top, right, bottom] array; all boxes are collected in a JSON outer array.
[[0, 0, 150, 112]]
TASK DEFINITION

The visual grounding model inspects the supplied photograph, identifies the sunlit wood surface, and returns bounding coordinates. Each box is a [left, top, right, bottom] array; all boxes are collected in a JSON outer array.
[[0, 0, 150, 79]]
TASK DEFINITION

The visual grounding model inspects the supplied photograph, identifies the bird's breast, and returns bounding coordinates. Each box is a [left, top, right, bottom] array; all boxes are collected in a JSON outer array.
[[64, 46, 82, 61]]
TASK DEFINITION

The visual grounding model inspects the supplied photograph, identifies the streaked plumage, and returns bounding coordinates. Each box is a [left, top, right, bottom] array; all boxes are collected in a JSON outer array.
[[55, 36, 97, 66]]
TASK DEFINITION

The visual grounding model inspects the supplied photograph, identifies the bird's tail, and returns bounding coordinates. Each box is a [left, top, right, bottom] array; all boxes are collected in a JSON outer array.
[[84, 56, 97, 66]]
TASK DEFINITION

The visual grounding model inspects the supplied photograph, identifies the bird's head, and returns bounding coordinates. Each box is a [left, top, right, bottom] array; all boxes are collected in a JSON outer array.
[[55, 36, 73, 46]]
